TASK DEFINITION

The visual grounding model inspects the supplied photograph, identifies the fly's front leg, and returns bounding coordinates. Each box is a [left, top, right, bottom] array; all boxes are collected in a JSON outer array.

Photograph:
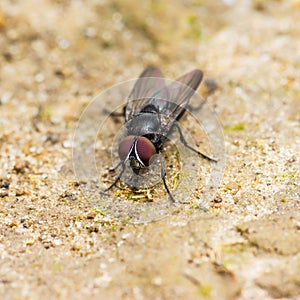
[[108, 161, 123, 173], [173, 123, 217, 162], [103, 163, 125, 193], [160, 166, 175, 203]]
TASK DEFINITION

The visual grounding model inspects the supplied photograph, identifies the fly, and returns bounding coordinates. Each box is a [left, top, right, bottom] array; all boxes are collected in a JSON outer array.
[[104, 66, 217, 202]]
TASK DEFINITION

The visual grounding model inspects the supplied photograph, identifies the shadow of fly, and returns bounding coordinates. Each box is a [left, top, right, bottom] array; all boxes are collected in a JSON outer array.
[[104, 66, 216, 202]]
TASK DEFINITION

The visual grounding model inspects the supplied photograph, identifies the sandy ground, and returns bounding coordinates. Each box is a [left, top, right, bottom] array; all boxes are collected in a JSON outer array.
[[0, 0, 300, 299]]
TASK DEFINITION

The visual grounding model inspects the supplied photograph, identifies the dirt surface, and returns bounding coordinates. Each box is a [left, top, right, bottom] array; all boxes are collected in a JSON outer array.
[[1, 0, 300, 299]]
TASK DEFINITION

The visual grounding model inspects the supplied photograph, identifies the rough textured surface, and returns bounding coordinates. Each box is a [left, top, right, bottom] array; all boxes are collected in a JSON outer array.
[[0, 0, 300, 299]]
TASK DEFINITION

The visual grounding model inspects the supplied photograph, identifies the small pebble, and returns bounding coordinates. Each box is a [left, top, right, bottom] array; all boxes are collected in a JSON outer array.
[[62, 140, 72, 148], [45, 133, 60, 144], [1, 181, 10, 189], [86, 211, 96, 219], [53, 239, 62, 246], [0, 189, 9, 197], [15, 188, 27, 196], [214, 195, 223, 203], [14, 160, 28, 173], [26, 240, 35, 246], [152, 277, 162, 286], [71, 244, 81, 251]]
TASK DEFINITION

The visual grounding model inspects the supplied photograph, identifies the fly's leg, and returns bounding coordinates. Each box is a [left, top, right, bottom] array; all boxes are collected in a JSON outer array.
[[161, 167, 175, 202], [103, 106, 126, 121], [108, 161, 123, 173], [173, 123, 217, 162], [176, 101, 206, 121], [103, 163, 125, 193]]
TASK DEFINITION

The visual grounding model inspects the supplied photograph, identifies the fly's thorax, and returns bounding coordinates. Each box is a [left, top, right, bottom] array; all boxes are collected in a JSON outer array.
[[126, 112, 161, 137]]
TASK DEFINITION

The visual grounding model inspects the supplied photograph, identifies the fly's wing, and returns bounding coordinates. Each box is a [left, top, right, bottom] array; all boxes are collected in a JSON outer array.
[[155, 69, 203, 131], [125, 66, 165, 121]]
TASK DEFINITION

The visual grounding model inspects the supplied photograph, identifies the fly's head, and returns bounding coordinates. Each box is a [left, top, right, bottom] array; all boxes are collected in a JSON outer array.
[[118, 135, 156, 175]]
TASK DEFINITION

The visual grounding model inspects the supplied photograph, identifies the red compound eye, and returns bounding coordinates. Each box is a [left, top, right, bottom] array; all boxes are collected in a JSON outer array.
[[118, 135, 135, 161], [136, 137, 156, 166]]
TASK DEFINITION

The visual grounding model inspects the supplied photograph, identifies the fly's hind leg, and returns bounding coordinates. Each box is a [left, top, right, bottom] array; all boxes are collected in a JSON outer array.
[[176, 100, 206, 121], [173, 123, 217, 162]]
